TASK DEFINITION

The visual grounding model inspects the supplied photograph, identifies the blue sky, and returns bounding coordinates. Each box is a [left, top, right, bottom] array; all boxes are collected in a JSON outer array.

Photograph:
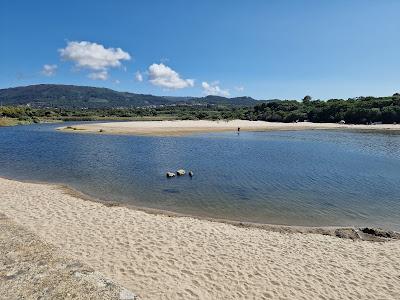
[[1, 0, 399, 99]]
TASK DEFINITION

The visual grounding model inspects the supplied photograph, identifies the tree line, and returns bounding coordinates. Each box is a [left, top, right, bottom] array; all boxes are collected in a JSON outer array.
[[2, 94, 400, 125], [0, 105, 248, 123], [245, 94, 400, 124]]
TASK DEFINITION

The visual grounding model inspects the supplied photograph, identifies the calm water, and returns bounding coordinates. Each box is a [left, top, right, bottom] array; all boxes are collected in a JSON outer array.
[[1, 122, 400, 230]]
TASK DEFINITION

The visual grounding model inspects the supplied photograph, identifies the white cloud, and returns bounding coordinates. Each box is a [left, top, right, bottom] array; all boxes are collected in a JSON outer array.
[[202, 81, 230, 97], [88, 71, 108, 80], [135, 71, 143, 82], [59, 41, 131, 80], [42, 64, 57, 76], [235, 86, 244, 92], [148, 63, 194, 89]]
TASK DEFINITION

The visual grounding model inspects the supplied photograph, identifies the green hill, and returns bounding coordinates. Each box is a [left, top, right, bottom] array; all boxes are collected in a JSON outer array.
[[0, 84, 262, 108]]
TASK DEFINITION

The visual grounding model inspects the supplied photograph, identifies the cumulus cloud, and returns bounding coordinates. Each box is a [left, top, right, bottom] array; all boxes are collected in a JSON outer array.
[[148, 63, 194, 89], [59, 41, 131, 80], [88, 71, 108, 80], [42, 64, 57, 76], [202, 81, 230, 97], [235, 86, 244, 92], [135, 71, 143, 82]]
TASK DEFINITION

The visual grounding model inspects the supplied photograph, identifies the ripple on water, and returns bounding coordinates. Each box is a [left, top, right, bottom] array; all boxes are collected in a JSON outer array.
[[0, 123, 400, 230]]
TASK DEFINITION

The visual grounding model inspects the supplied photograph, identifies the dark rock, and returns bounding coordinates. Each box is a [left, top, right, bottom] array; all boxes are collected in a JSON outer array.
[[334, 228, 359, 240], [360, 227, 400, 239]]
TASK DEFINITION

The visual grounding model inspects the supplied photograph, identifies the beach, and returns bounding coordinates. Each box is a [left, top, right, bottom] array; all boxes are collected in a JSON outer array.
[[1, 177, 399, 299], [59, 120, 400, 136], [0, 213, 136, 300], [4, 1, 400, 299]]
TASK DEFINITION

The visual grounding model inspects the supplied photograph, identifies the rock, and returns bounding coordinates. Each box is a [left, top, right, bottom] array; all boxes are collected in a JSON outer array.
[[188, 171, 194, 177], [166, 172, 175, 178], [360, 227, 400, 239], [334, 228, 359, 240], [176, 169, 186, 176]]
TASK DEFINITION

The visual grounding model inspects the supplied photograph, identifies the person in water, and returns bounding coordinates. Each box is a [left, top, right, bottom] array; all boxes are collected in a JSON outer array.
[[237, 127, 240, 132]]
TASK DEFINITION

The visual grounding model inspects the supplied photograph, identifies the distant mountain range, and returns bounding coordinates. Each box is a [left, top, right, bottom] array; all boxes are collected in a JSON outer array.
[[0, 84, 267, 108]]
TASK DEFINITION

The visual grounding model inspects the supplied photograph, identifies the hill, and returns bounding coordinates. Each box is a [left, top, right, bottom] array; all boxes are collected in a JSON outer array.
[[0, 84, 263, 108]]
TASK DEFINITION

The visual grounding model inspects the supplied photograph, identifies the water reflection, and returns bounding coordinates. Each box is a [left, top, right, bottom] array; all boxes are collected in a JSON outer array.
[[0, 123, 400, 230]]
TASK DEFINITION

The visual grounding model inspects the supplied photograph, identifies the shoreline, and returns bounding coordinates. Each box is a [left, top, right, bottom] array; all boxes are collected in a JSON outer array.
[[1, 176, 400, 299], [57, 119, 400, 136], [1, 175, 398, 241], [59, 183, 400, 241]]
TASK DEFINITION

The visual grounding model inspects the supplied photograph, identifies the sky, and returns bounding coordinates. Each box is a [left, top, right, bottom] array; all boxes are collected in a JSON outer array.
[[1, 0, 400, 100]]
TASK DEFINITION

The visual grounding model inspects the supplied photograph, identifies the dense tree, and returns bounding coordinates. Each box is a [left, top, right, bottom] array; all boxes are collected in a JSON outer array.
[[248, 95, 400, 124], [302, 95, 312, 104]]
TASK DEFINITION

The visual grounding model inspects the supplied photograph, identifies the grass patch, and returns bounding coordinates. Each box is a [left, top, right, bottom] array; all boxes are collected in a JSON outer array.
[[64, 126, 85, 131], [0, 118, 28, 127]]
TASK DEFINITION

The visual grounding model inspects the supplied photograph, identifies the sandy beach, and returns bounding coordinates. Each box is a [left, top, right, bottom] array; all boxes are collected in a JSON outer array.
[[1, 177, 399, 299], [0, 213, 137, 300], [59, 120, 400, 136]]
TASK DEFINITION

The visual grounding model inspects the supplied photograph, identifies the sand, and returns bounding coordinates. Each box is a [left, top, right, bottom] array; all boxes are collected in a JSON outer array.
[[59, 120, 400, 136], [0, 213, 137, 300], [1, 177, 400, 299]]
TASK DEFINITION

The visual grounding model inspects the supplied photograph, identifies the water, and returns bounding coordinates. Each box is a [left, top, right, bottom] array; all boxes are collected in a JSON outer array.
[[1, 122, 400, 230]]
